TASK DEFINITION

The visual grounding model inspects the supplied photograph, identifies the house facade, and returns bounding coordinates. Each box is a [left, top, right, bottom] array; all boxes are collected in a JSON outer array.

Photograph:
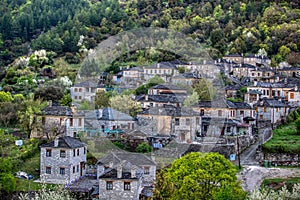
[[40, 136, 87, 184], [97, 152, 156, 200], [70, 81, 105, 102], [254, 98, 289, 126], [31, 104, 84, 139]]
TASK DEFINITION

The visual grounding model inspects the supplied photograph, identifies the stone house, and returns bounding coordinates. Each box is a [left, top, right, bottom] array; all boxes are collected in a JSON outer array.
[[195, 99, 255, 136], [225, 85, 242, 98], [120, 67, 144, 87], [98, 108, 136, 134], [254, 98, 289, 126], [31, 104, 84, 139], [249, 67, 275, 82], [245, 82, 295, 104], [223, 54, 271, 67], [137, 106, 201, 143], [223, 54, 243, 64], [136, 94, 185, 109], [148, 84, 187, 95], [70, 81, 106, 102], [278, 67, 300, 77], [171, 72, 200, 86], [97, 152, 156, 200], [232, 63, 256, 79], [40, 136, 87, 184], [287, 86, 300, 107], [143, 62, 178, 82], [177, 61, 220, 79]]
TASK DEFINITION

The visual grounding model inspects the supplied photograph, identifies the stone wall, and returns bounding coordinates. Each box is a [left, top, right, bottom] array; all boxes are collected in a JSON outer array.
[[261, 152, 300, 167], [99, 179, 141, 200]]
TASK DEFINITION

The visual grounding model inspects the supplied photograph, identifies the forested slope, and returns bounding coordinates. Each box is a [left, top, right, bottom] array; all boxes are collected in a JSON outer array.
[[0, 0, 299, 67]]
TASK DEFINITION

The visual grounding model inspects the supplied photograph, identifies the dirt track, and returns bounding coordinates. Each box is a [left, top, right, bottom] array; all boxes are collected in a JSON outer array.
[[237, 166, 300, 192]]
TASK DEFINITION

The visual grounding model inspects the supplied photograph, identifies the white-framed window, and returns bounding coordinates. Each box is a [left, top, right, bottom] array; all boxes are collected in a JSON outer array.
[[59, 167, 65, 175], [124, 182, 131, 190], [106, 181, 113, 190], [46, 167, 51, 174], [46, 149, 52, 157], [60, 150, 66, 158]]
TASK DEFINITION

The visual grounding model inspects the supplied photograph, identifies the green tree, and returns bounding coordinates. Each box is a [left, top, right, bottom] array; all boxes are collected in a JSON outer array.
[[34, 85, 64, 102], [0, 173, 16, 193], [193, 79, 216, 101], [95, 91, 111, 109], [136, 142, 152, 153], [148, 75, 165, 86], [0, 158, 13, 173], [59, 94, 72, 107], [109, 95, 142, 117], [0, 91, 13, 102], [18, 95, 47, 137], [183, 91, 199, 107], [153, 152, 246, 200], [295, 118, 300, 134]]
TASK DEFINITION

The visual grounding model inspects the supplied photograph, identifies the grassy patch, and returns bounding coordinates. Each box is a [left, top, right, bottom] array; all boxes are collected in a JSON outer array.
[[262, 123, 300, 153], [16, 179, 57, 191]]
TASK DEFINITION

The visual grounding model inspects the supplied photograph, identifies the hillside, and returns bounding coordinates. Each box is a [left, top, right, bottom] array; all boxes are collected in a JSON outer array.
[[0, 0, 299, 69]]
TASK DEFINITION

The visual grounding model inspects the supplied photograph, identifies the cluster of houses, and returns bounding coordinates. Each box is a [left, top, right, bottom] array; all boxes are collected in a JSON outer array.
[[36, 54, 299, 199]]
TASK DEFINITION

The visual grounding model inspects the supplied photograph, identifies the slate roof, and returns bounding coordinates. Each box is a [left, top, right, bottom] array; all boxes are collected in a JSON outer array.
[[279, 67, 300, 71], [226, 101, 252, 109], [136, 94, 185, 103], [97, 152, 156, 166], [42, 106, 73, 116], [150, 84, 186, 91], [225, 84, 241, 91], [255, 98, 288, 108], [123, 67, 143, 72], [145, 62, 177, 69], [138, 106, 199, 117], [73, 81, 99, 88], [263, 99, 288, 107], [289, 87, 300, 92], [198, 99, 227, 108], [248, 90, 262, 95], [99, 168, 141, 180], [98, 108, 134, 121], [40, 136, 86, 148], [233, 63, 256, 69], [254, 82, 295, 88]]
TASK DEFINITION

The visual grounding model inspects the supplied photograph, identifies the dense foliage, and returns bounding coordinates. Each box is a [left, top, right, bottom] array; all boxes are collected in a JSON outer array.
[[153, 152, 246, 199], [0, 0, 299, 68]]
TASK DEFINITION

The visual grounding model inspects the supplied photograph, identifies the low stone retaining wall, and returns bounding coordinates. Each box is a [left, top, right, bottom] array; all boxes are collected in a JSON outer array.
[[262, 152, 300, 167]]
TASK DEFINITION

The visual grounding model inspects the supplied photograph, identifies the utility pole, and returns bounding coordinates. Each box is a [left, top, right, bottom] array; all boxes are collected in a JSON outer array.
[[237, 135, 241, 169]]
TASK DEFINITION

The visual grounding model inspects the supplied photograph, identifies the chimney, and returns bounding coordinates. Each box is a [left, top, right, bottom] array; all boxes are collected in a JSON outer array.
[[145, 95, 148, 101], [295, 85, 298, 91], [109, 161, 113, 168], [117, 165, 122, 179], [54, 137, 59, 147], [97, 165, 105, 180], [131, 167, 136, 178], [71, 104, 76, 114], [151, 152, 155, 162], [254, 81, 257, 86], [48, 100, 52, 107], [157, 63, 160, 68]]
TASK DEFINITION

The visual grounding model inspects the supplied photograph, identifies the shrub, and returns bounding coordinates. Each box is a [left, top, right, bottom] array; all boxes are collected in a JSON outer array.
[[136, 142, 152, 153]]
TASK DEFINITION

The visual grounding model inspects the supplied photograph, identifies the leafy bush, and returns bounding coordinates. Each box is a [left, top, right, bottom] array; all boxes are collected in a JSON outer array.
[[136, 142, 152, 153]]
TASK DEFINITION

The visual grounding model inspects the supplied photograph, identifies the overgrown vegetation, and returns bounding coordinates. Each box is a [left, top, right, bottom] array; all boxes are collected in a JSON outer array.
[[262, 122, 300, 153]]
